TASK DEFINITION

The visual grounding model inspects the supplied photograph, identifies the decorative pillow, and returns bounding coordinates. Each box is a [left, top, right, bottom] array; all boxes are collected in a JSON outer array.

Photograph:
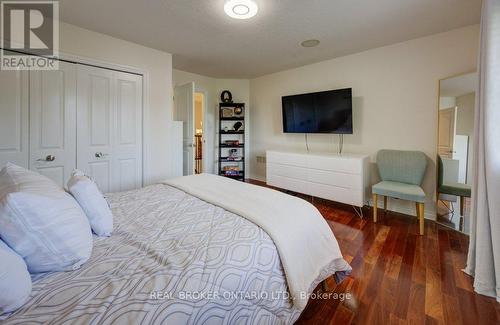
[[0, 240, 32, 314], [0, 163, 93, 273], [67, 170, 113, 237]]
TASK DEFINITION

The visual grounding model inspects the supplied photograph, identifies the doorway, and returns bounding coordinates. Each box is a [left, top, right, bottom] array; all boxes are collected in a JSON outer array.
[[194, 92, 204, 174], [173, 83, 208, 176]]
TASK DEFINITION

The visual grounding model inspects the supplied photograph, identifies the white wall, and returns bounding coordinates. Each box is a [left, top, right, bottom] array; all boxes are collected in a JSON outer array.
[[172, 70, 250, 175], [59, 22, 174, 184], [249, 25, 479, 219]]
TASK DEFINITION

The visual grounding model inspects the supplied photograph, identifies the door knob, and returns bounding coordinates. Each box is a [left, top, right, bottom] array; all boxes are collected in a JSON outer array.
[[95, 152, 108, 158], [37, 155, 55, 162]]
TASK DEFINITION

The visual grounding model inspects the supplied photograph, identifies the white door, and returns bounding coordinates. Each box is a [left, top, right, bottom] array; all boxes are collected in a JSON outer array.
[[29, 61, 77, 187], [174, 82, 195, 175], [113, 71, 143, 191], [0, 68, 29, 168], [77, 65, 114, 192], [77, 65, 142, 193], [438, 107, 456, 158]]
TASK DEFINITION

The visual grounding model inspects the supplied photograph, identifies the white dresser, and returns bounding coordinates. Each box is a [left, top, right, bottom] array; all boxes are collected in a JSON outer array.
[[266, 150, 370, 207]]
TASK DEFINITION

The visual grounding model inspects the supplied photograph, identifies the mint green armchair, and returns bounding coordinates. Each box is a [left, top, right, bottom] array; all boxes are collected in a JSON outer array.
[[372, 150, 428, 235]]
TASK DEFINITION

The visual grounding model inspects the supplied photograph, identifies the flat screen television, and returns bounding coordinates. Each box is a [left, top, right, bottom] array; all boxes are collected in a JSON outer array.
[[282, 88, 352, 134]]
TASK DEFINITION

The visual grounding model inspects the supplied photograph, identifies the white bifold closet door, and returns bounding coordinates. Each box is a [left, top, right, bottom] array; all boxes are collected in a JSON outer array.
[[29, 61, 77, 187], [76, 65, 143, 193], [0, 69, 29, 168], [0, 60, 142, 192]]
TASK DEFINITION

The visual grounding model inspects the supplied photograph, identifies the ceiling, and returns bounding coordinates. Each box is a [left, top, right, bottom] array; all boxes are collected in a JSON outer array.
[[440, 72, 477, 97], [59, 0, 481, 78]]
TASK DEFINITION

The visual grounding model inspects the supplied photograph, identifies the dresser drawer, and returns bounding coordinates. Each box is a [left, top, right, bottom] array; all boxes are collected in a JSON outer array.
[[307, 169, 362, 190], [267, 174, 310, 194], [265, 150, 368, 207], [307, 155, 362, 174], [307, 183, 364, 206]]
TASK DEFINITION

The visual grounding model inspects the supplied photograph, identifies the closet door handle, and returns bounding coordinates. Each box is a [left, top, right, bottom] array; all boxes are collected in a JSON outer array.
[[95, 152, 109, 158], [37, 155, 56, 162]]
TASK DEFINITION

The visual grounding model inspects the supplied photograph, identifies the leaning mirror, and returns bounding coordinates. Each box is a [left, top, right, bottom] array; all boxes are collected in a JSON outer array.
[[437, 72, 477, 234]]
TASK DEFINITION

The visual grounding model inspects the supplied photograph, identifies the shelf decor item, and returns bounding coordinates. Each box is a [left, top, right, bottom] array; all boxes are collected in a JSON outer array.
[[222, 107, 234, 118], [220, 90, 233, 103], [219, 101, 245, 181], [233, 121, 243, 131], [234, 106, 243, 116]]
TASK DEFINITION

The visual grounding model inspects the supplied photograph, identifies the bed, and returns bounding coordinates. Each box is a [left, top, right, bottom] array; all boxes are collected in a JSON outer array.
[[1, 174, 351, 324]]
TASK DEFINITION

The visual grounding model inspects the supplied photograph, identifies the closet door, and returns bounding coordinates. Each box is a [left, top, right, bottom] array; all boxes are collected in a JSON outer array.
[[29, 61, 77, 186], [77, 65, 142, 193], [0, 69, 29, 168], [77, 65, 114, 193], [113, 71, 142, 191]]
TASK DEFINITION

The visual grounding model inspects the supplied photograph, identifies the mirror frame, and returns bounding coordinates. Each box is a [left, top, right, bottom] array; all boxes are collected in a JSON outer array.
[[435, 70, 476, 234]]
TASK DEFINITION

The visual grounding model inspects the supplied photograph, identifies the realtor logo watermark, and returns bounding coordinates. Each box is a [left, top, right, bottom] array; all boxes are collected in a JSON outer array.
[[1, 1, 59, 70]]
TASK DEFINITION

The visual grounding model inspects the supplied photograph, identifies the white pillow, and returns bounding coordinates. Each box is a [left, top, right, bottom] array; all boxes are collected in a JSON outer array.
[[0, 163, 93, 273], [0, 239, 32, 314], [67, 170, 113, 237]]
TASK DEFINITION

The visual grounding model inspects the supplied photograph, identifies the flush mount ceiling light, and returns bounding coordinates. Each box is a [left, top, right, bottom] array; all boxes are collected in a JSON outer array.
[[301, 39, 321, 48], [224, 0, 258, 19]]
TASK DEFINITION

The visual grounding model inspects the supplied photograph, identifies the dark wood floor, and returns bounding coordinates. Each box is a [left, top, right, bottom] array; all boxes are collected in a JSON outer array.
[[247, 179, 500, 325]]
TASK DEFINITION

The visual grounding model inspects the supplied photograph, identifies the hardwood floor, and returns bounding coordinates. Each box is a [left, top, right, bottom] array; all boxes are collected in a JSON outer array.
[[247, 179, 500, 325]]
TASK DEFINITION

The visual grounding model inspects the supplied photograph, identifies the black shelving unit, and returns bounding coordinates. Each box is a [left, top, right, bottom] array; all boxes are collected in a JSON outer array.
[[219, 102, 245, 181], [220, 131, 244, 135]]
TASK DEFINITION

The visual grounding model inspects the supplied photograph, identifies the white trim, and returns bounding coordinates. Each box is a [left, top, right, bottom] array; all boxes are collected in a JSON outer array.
[[249, 173, 266, 182], [193, 82, 214, 174], [58, 52, 144, 75], [195, 89, 209, 174]]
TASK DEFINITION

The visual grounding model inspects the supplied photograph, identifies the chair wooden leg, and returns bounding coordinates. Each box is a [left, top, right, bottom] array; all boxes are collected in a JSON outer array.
[[383, 196, 388, 212], [373, 193, 378, 223], [418, 202, 425, 235], [460, 196, 465, 216]]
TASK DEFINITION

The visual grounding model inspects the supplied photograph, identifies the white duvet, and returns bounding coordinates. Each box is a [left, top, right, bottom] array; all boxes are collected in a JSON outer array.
[[164, 174, 351, 310]]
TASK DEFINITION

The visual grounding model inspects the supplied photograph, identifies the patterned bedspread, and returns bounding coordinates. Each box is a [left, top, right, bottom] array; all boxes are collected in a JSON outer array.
[[1, 184, 307, 324]]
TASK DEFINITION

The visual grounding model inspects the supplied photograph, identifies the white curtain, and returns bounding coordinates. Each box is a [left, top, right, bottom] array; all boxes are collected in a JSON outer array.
[[464, 0, 500, 302]]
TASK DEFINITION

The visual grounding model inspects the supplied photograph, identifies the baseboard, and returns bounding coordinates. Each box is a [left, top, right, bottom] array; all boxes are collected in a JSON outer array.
[[248, 173, 266, 182]]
